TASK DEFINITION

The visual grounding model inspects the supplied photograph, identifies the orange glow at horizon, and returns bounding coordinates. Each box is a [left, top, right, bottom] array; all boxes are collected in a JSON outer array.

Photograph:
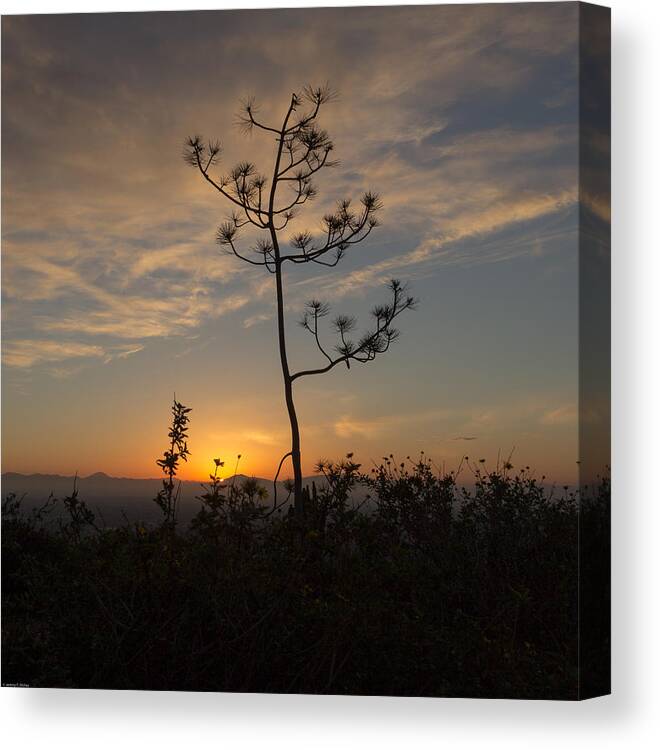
[[176, 437, 292, 484]]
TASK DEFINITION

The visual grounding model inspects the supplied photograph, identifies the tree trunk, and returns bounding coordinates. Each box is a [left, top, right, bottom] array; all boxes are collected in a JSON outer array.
[[267, 97, 304, 513], [274, 262, 303, 513], [285, 378, 303, 515]]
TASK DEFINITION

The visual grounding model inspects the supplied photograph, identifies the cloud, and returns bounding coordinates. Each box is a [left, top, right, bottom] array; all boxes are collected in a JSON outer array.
[[1, 4, 585, 376], [333, 408, 456, 441], [35, 289, 250, 340], [114, 345, 144, 360], [1, 339, 140, 369], [126, 242, 205, 281], [301, 187, 578, 299], [334, 415, 383, 440], [432, 125, 574, 162], [540, 404, 578, 426], [242, 430, 278, 447], [243, 313, 272, 329], [581, 190, 611, 224]]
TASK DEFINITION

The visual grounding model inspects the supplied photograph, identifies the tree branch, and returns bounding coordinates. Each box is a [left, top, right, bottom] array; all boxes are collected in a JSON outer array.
[[293, 279, 416, 381]]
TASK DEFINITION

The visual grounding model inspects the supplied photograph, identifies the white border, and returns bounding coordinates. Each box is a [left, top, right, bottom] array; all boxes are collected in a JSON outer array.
[[2, 1, 659, 748]]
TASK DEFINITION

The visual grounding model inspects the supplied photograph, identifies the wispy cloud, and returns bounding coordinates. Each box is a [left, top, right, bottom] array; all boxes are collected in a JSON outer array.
[[540, 404, 578, 426], [114, 345, 144, 360], [2, 339, 142, 369], [242, 430, 279, 447], [37, 293, 250, 340], [243, 313, 272, 329], [1, 3, 586, 376], [334, 415, 383, 440], [333, 408, 455, 440], [300, 188, 577, 299]]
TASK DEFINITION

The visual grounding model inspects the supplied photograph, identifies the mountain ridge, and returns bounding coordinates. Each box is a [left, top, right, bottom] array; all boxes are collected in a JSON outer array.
[[1, 470, 291, 484]]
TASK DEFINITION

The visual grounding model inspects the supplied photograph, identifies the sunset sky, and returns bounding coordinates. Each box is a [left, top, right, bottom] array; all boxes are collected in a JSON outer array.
[[1, 4, 597, 483]]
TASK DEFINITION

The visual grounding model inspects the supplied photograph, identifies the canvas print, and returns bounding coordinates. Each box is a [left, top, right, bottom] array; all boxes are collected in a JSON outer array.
[[1, 2, 610, 699]]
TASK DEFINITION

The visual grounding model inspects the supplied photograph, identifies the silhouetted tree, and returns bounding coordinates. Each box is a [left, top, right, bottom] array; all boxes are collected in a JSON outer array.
[[185, 86, 416, 513]]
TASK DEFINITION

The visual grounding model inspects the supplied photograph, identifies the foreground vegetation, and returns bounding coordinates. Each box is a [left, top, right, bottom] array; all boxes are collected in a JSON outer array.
[[2, 450, 609, 698]]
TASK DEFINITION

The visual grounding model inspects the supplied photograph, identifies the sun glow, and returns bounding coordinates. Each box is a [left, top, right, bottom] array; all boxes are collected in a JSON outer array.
[[180, 439, 276, 483]]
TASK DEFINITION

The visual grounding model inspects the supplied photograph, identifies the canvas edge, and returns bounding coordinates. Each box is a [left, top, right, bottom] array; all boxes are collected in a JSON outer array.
[[577, 0, 612, 701]]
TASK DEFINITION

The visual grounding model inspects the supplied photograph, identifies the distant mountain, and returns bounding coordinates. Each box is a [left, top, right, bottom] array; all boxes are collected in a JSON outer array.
[[0, 471, 327, 526]]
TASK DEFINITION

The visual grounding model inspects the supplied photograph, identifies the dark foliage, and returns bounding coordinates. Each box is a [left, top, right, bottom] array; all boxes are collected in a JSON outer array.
[[153, 398, 191, 528], [2, 453, 609, 698]]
